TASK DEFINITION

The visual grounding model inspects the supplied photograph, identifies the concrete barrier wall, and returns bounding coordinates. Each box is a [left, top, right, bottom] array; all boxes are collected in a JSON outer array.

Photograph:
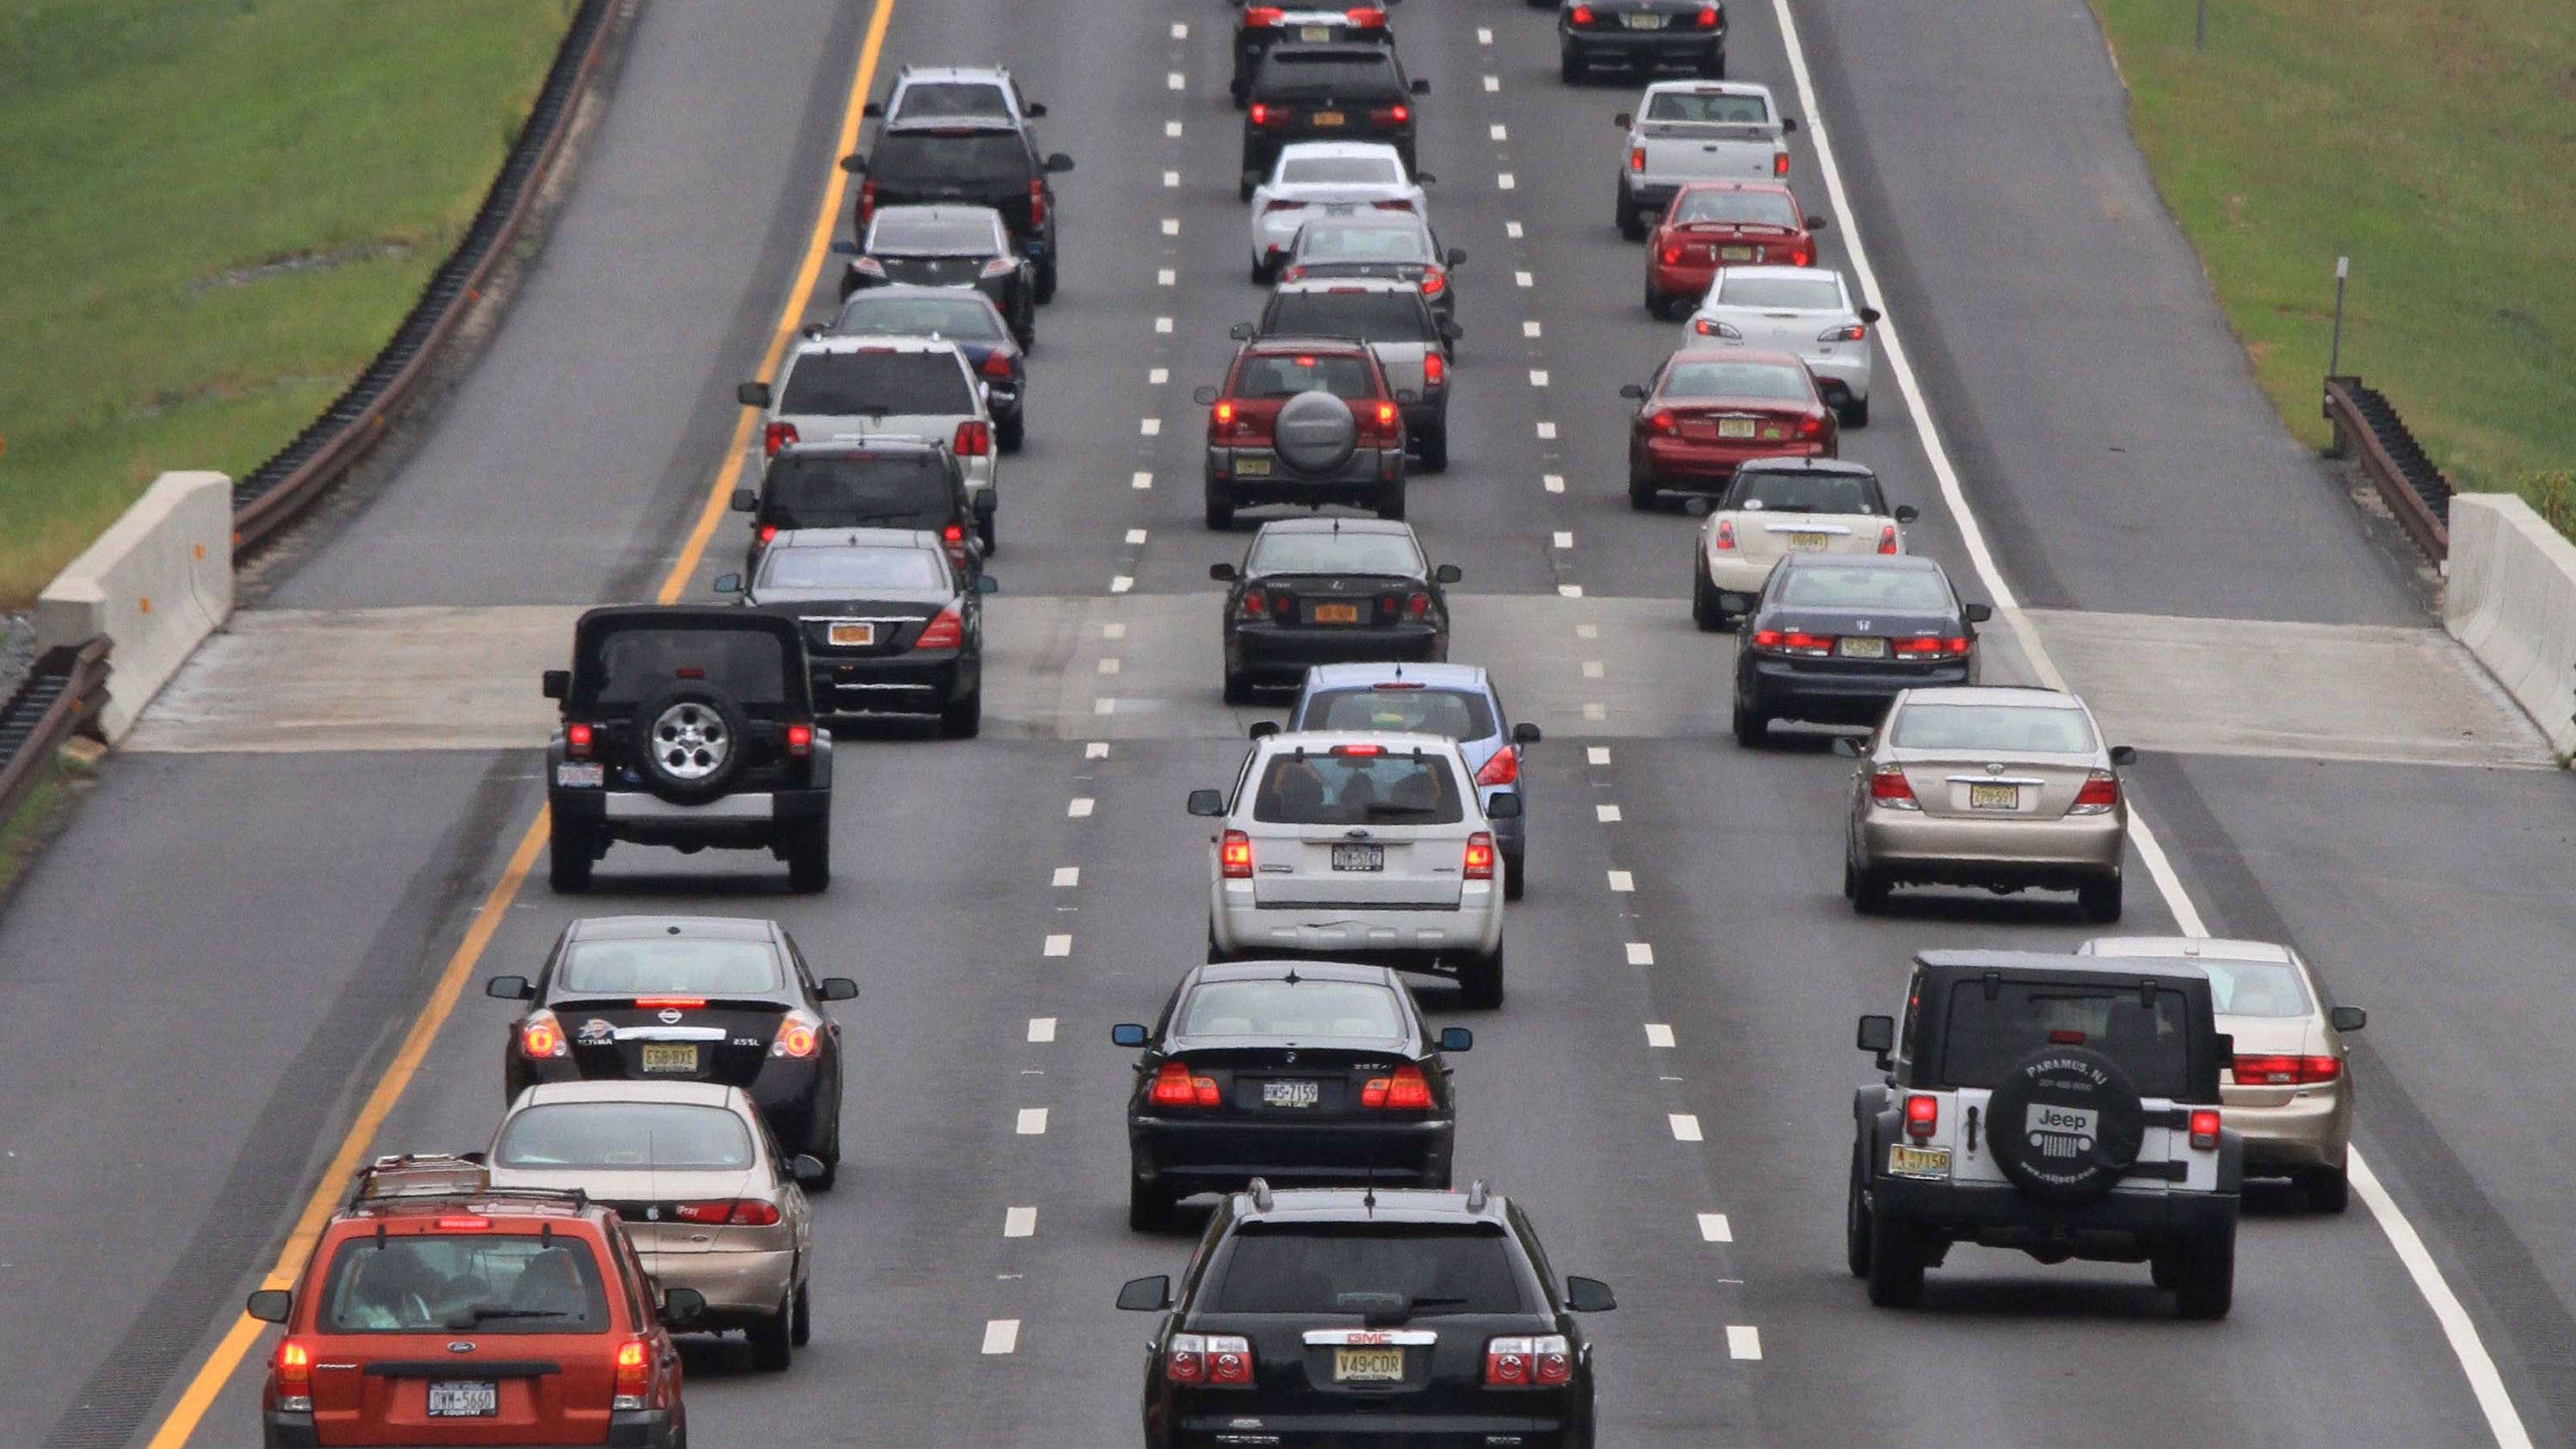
[[33, 471, 234, 743], [2444, 493, 2576, 759]]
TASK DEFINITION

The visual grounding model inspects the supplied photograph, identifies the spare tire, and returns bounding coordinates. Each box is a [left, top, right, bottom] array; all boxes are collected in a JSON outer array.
[[1984, 1044, 2147, 1206], [633, 682, 749, 804], [1273, 389, 1358, 474]]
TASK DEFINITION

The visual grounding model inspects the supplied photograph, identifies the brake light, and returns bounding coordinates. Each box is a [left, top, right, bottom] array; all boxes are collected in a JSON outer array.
[[1405, 591, 1430, 617], [1375, 400, 1399, 429], [675, 1199, 783, 1225], [1774, 152, 1790, 177], [1251, 102, 1287, 127], [1649, 409, 1678, 437], [2189, 1109, 2223, 1150], [1694, 317, 1741, 337], [757, 523, 777, 544], [2069, 770, 2121, 814], [1889, 635, 1970, 658], [1220, 829, 1254, 878], [520, 1010, 568, 1059], [1789, 245, 1813, 266], [633, 995, 704, 1008], [1029, 177, 1047, 230], [1362, 1063, 1434, 1110], [1152, 1059, 1223, 1106], [1245, 5, 1285, 23], [1571, 3, 1597, 22], [857, 178, 876, 226], [942, 520, 967, 561], [1214, 399, 1237, 429], [771, 1008, 824, 1059], [566, 722, 594, 759], [1869, 763, 1920, 810], [763, 422, 799, 456], [1819, 322, 1867, 342], [1794, 412, 1828, 440], [1475, 748, 1520, 786], [1629, 146, 1646, 173], [1486, 1334, 1572, 1386], [980, 349, 1015, 380], [1168, 1334, 1253, 1385], [1336, 743, 1384, 756], [786, 722, 813, 757], [1418, 266, 1445, 297], [1424, 352, 1445, 387], [1750, 629, 1832, 656], [1661, 244, 1683, 265], [1464, 832, 1496, 880], [1697, 3, 1721, 24], [436, 1216, 493, 1230], [1239, 586, 1268, 620], [952, 419, 991, 457], [1346, 6, 1387, 24], [1877, 523, 1899, 554], [1282, 264, 1306, 281], [1904, 1093, 1938, 1140], [275, 1339, 313, 1411], [614, 1338, 650, 1408], [1712, 518, 1737, 550], [2232, 1055, 2342, 1086]]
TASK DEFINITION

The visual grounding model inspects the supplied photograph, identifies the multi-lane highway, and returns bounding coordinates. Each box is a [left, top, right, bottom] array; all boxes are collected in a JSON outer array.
[[5, 0, 2573, 1445]]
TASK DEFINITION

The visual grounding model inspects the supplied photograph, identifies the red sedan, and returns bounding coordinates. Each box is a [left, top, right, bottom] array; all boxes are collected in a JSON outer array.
[[1642, 182, 1824, 318], [1622, 348, 1838, 508]]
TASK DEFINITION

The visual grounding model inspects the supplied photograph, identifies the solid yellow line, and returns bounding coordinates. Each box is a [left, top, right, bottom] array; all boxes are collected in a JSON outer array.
[[658, 0, 899, 604]]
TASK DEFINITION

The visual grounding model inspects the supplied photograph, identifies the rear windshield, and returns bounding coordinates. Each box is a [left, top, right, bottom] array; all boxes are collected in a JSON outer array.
[[1246, 530, 1422, 576], [1675, 189, 1800, 226], [1295, 223, 1432, 263], [1939, 981, 2192, 1097], [588, 628, 788, 707], [318, 1235, 610, 1334], [868, 212, 999, 254], [760, 545, 948, 592], [1282, 156, 1404, 185], [1251, 751, 1465, 825], [1773, 564, 1951, 613], [1266, 290, 1434, 342], [1210, 1225, 1525, 1315], [2201, 960, 2312, 1019], [1660, 358, 1813, 401], [1714, 275, 1844, 311], [495, 1103, 756, 1170], [763, 453, 954, 528], [558, 938, 782, 997], [1234, 352, 1378, 399], [1645, 90, 1770, 124], [868, 130, 1029, 185], [1726, 469, 1884, 514], [1179, 979, 1405, 1038], [1254, 51, 1404, 100], [1889, 703, 2097, 753], [890, 81, 1012, 121], [1305, 686, 1495, 739], [832, 293, 1007, 341], [778, 350, 973, 417]]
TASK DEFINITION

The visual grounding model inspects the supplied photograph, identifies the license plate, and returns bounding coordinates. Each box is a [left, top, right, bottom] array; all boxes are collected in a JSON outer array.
[[1838, 635, 1887, 659], [1968, 783, 2021, 811], [1718, 418, 1756, 438], [427, 1381, 498, 1418], [1313, 603, 1361, 623], [1313, 110, 1346, 127], [641, 1043, 699, 1074], [1335, 1347, 1405, 1381], [1783, 531, 1828, 551], [1624, 10, 1666, 27], [1887, 1145, 1951, 1178], [1323, 202, 1357, 214], [1234, 456, 1273, 476], [1300, 23, 1333, 40], [555, 762, 604, 789], [1720, 245, 1754, 261], [828, 621, 875, 647], [1331, 843, 1384, 871], [1263, 1080, 1322, 1107]]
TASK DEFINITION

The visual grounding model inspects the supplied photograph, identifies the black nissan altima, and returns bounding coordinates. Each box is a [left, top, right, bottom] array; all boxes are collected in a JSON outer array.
[[1211, 517, 1460, 703], [485, 914, 857, 1185], [720, 526, 997, 739], [1731, 552, 1990, 746], [1114, 960, 1473, 1230]]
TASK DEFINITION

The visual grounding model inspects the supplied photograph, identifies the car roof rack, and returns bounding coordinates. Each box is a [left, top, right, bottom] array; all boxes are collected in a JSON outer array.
[[347, 1154, 588, 1211]]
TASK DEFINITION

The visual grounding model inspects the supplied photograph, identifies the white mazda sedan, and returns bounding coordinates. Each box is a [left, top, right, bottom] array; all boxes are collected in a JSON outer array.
[[1247, 142, 1430, 282]]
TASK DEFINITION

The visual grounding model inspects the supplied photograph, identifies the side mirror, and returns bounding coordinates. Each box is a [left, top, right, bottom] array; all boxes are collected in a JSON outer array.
[[1249, 721, 1281, 740], [1893, 504, 1919, 523], [829, 238, 859, 256], [1228, 321, 1257, 342], [819, 976, 859, 1001], [660, 1286, 708, 1328], [1434, 563, 1463, 584], [1512, 721, 1541, 746], [973, 490, 998, 517], [1962, 603, 1994, 624], [1409, 77, 1430, 95], [1111, 1023, 1151, 1048], [2329, 1006, 2368, 1033], [1437, 1026, 1473, 1052], [1831, 735, 1865, 758], [731, 488, 758, 513], [246, 1289, 293, 1324], [1618, 383, 1647, 401], [1446, 247, 1467, 266], [1194, 385, 1223, 406], [1439, 319, 1463, 344], [1565, 1276, 1617, 1313], [1187, 788, 1227, 817], [1856, 1013, 1896, 1056], [485, 975, 534, 1000], [1118, 1275, 1173, 1312], [737, 381, 772, 408], [1209, 562, 1239, 582], [838, 153, 868, 174], [1806, 214, 1829, 230], [1614, 112, 1634, 129], [789, 1154, 829, 1186], [1047, 152, 1075, 173], [1417, 171, 1439, 185], [2109, 745, 2138, 766], [1781, 115, 1801, 133], [712, 573, 744, 596], [1486, 794, 1523, 820], [975, 574, 1001, 594], [1027, 102, 1049, 117], [541, 670, 571, 701], [862, 101, 884, 119], [1859, 307, 1883, 325]]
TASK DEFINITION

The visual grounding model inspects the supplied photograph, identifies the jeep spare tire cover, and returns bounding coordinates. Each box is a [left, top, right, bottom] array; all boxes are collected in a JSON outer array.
[[1273, 389, 1359, 474], [1985, 1044, 2148, 1206], [633, 682, 749, 804]]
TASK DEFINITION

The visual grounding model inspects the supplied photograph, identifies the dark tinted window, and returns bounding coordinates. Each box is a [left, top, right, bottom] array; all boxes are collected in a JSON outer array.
[[1306, 687, 1495, 739], [868, 211, 1001, 254], [589, 628, 788, 707], [778, 351, 973, 417], [559, 938, 783, 996], [1294, 222, 1433, 264], [1254, 51, 1406, 100], [1659, 358, 1813, 401], [318, 1235, 610, 1334], [1209, 1224, 1525, 1315], [1179, 979, 1405, 1037], [1674, 189, 1801, 226], [763, 453, 955, 528], [1939, 981, 2192, 1098], [1724, 469, 1885, 514], [1887, 704, 2095, 753], [1264, 291, 1435, 342], [1772, 564, 1951, 613], [759, 545, 948, 592], [1248, 529, 1422, 576], [1644, 90, 1770, 124], [1234, 352, 1378, 399], [889, 81, 1012, 121], [1251, 752, 1464, 825], [495, 1103, 756, 1170], [833, 294, 1007, 341], [868, 130, 1031, 185]]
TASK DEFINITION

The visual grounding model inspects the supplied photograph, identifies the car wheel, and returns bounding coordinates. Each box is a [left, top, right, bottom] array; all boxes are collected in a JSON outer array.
[[1731, 688, 1769, 748], [786, 820, 831, 894], [1842, 853, 1859, 901], [547, 814, 593, 893], [1375, 480, 1407, 520], [997, 412, 1025, 454], [1417, 424, 1448, 474], [1036, 256, 1059, 304], [1129, 1174, 1175, 1232], [939, 683, 983, 740], [790, 1281, 812, 1347], [748, 1291, 794, 1371], [979, 511, 997, 554], [1222, 671, 1255, 706], [2304, 1165, 2351, 1215], [1866, 1211, 1926, 1307], [2170, 1226, 2236, 1320], [2150, 1251, 2180, 1291], [1692, 564, 1724, 632], [1840, 393, 1870, 428], [1239, 171, 1257, 202], [1205, 486, 1236, 531], [1845, 1140, 1874, 1278], [1616, 196, 1646, 243], [1560, 46, 1585, 84], [1250, 254, 1275, 285], [1628, 468, 1658, 511], [1503, 849, 1527, 902], [2079, 873, 2123, 923], [1852, 864, 1892, 915], [1701, 49, 1728, 79], [1457, 947, 1504, 1009]]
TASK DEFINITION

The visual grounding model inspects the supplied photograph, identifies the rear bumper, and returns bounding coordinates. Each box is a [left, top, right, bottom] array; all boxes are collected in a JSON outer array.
[[1208, 446, 1405, 497], [809, 650, 976, 715], [1745, 657, 1969, 724], [1132, 1116, 1452, 1191], [1854, 811, 2127, 882], [552, 785, 830, 850], [1211, 884, 1504, 959], [1876, 1176, 2239, 1251], [1647, 258, 1718, 300], [2222, 1087, 2351, 1169], [1230, 622, 1444, 681], [1566, 28, 1725, 65], [1639, 437, 1832, 488], [1170, 1411, 1578, 1449], [263, 1409, 677, 1448], [644, 1246, 798, 1319]]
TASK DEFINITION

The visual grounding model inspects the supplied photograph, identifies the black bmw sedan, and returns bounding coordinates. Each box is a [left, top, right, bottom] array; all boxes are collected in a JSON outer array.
[[485, 914, 857, 1185], [1732, 552, 1991, 746], [720, 527, 996, 739], [1113, 960, 1473, 1229], [1211, 517, 1460, 703], [837, 203, 1035, 344]]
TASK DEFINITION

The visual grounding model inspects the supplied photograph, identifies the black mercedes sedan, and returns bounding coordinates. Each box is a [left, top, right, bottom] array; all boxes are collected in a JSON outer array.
[[1211, 517, 1459, 703], [1559, 0, 1727, 83], [719, 526, 998, 739], [1117, 1181, 1615, 1449], [1732, 552, 1990, 746], [829, 284, 1028, 451], [485, 914, 858, 1186], [837, 203, 1035, 344], [1112, 960, 1472, 1230]]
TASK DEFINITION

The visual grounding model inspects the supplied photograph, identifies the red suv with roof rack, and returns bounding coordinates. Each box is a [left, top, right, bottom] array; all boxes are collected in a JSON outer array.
[[249, 1155, 694, 1448], [1195, 331, 1411, 529]]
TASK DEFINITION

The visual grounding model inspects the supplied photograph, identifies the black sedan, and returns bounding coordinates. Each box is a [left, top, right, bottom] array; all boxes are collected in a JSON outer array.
[[836, 203, 1035, 344], [1113, 960, 1472, 1229], [1211, 517, 1459, 703], [1230, 2, 1397, 106], [1118, 1182, 1615, 1449], [1559, 0, 1727, 83], [829, 284, 1028, 451], [485, 914, 858, 1186], [719, 526, 998, 739], [1732, 553, 1991, 746]]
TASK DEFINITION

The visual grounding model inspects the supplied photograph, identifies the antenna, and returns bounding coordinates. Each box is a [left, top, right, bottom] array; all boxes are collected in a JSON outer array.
[[1248, 1176, 1274, 1211], [1465, 1178, 1490, 1212]]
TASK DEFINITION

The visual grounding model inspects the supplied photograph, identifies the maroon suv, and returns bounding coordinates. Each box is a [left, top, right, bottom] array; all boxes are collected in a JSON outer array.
[[1196, 333, 1411, 529]]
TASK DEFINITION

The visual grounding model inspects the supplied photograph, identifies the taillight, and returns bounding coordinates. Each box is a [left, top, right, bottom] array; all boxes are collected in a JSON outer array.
[[1281, 264, 1306, 281], [1464, 832, 1495, 880], [1152, 1059, 1223, 1107], [1239, 586, 1268, 620], [1571, 3, 1597, 22], [1028, 177, 1047, 230], [1775, 152, 1791, 178], [913, 605, 964, 651], [786, 722, 813, 757], [1214, 399, 1237, 429], [1696, 3, 1720, 25], [952, 419, 991, 457], [1168, 1334, 1252, 1385], [1406, 591, 1430, 616], [1375, 400, 1399, 430], [857, 178, 876, 226], [275, 1339, 313, 1412], [1869, 763, 1920, 810], [1629, 146, 1646, 173], [851, 257, 887, 277], [1251, 102, 1288, 127], [613, 1338, 650, 1409], [771, 1008, 824, 1059], [1424, 352, 1445, 387], [566, 722, 594, 759], [1362, 1063, 1434, 1109], [1372, 103, 1412, 126], [1661, 244, 1683, 265], [1789, 246, 1813, 266], [942, 521, 967, 565], [1793, 412, 1829, 440], [1693, 317, 1742, 338], [1648, 409, 1678, 437], [1749, 629, 1832, 657], [1418, 267, 1445, 297], [2189, 1109, 2223, 1150], [1904, 1093, 1939, 1140], [1474, 748, 1519, 786], [2069, 770, 2121, 814], [1712, 518, 1737, 550], [1877, 523, 1899, 554], [1486, 1334, 1572, 1386], [2233, 1055, 2342, 1086], [979, 256, 1019, 278], [1245, 4, 1285, 23], [520, 1009, 569, 1059], [675, 1198, 784, 1225], [1820, 322, 1867, 342], [1220, 829, 1254, 879], [1346, 5, 1387, 24], [757, 523, 778, 544], [1890, 635, 1971, 659], [981, 349, 1015, 379], [763, 421, 799, 456]]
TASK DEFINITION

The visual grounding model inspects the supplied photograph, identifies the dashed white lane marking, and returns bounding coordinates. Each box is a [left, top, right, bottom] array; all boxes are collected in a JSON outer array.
[[1597, 804, 1622, 822], [1587, 746, 1611, 765], [1155, 316, 1174, 333], [1523, 319, 1542, 337], [1110, 576, 1135, 594], [1497, 172, 1517, 190], [1727, 1325, 1762, 1361], [1482, 74, 1500, 91], [1515, 269, 1535, 287], [1490, 122, 1508, 141], [1608, 870, 1635, 892], [1158, 268, 1177, 287], [1646, 1023, 1676, 1048], [1477, 25, 1493, 42], [1505, 220, 1524, 238], [1005, 1204, 1038, 1237], [1581, 660, 1605, 678], [1626, 942, 1656, 965], [984, 1319, 1022, 1353], [1162, 170, 1181, 188], [1543, 473, 1565, 492], [1148, 368, 1169, 385], [1104, 622, 1128, 640], [1028, 1016, 1058, 1043], [1093, 697, 1117, 715], [1698, 1212, 1733, 1242], [1016, 1108, 1048, 1136], [1171, 21, 1188, 38], [1670, 1113, 1703, 1142], [1161, 218, 1180, 236], [1141, 418, 1162, 437], [1126, 528, 1149, 545], [1097, 658, 1121, 675], [1165, 71, 1185, 90], [1552, 531, 1573, 548], [1575, 623, 1599, 640], [1166, 120, 1184, 139], [1044, 933, 1073, 957], [1581, 699, 1605, 717], [1560, 585, 1586, 600], [1068, 797, 1096, 818], [1052, 866, 1079, 888], [1535, 421, 1556, 439], [1132, 470, 1154, 490], [1529, 368, 1549, 387], [1085, 741, 1110, 759]]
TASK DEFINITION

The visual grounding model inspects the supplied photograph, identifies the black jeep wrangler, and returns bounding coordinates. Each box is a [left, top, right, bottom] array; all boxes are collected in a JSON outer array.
[[1848, 950, 2242, 1317], [542, 607, 833, 894]]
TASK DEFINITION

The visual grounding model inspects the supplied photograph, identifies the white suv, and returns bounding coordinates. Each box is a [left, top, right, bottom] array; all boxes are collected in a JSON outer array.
[[738, 336, 1000, 550], [1188, 731, 1515, 1006]]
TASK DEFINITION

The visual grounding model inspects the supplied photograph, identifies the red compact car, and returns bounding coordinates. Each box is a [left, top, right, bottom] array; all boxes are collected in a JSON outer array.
[[1623, 346, 1838, 508], [1642, 182, 1824, 318], [250, 1155, 693, 1448]]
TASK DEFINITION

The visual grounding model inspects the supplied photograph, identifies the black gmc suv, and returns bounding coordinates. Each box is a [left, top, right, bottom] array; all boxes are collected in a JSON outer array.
[[843, 120, 1074, 301]]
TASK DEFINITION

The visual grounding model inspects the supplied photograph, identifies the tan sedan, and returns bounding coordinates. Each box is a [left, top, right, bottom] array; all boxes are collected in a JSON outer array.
[[485, 1080, 823, 1369], [1837, 684, 2134, 920], [2080, 935, 2366, 1212]]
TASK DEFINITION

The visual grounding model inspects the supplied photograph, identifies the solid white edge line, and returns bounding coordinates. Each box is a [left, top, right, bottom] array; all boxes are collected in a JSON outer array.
[[1768, 0, 2529, 1440]]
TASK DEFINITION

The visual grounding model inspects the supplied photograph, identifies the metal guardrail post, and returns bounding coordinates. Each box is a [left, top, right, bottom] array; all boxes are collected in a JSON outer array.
[[2324, 376, 2451, 561], [0, 636, 113, 824]]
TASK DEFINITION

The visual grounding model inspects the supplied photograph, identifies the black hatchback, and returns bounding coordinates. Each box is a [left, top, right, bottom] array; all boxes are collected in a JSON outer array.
[[1118, 1182, 1615, 1449], [1241, 45, 1428, 199], [1211, 517, 1460, 703], [485, 914, 858, 1186], [1732, 553, 1991, 746]]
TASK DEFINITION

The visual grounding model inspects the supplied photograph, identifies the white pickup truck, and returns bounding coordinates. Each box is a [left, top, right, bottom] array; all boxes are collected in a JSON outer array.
[[1613, 80, 1797, 240]]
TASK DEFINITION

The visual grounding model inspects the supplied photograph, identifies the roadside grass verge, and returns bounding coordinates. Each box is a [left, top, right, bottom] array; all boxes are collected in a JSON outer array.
[[2092, 0, 2574, 508], [0, 0, 578, 604]]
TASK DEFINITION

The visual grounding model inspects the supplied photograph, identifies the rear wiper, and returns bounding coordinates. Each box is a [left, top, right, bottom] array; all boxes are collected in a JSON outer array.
[[1362, 802, 1438, 818], [456, 1307, 571, 1325]]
